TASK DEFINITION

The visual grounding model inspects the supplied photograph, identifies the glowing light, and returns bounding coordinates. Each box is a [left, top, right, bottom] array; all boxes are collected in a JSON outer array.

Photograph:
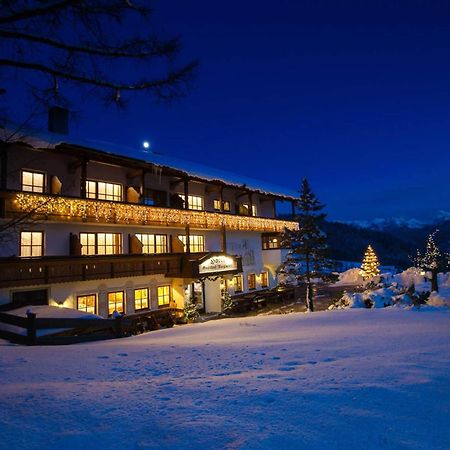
[[10, 192, 299, 233], [143, 141, 150, 149]]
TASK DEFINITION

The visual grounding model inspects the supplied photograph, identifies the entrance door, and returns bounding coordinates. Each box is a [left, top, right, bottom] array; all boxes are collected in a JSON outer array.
[[12, 289, 48, 308], [186, 282, 205, 312]]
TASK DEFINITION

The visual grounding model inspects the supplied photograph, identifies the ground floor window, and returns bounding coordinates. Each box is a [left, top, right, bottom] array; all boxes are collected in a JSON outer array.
[[20, 231, 44, 257], [260, 271, 269, 288], [157, 285, 171, 307], [134, 288, 149, 310], [108, 291, 124, 315], [247, 273, 256, 290], [233, 274, 243, 293], [77, 294, 97, 314]]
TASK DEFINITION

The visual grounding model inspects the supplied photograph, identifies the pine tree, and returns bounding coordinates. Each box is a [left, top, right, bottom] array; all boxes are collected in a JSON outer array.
[[184, 297, 200, 323], [414, 230, 446, 292], [360, 245, 380, 280], [221, 290, 233, 313], [279, 178, 328, 312]]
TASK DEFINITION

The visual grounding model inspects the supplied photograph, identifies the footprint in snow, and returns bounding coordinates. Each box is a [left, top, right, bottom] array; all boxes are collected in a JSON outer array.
[[97, 356, 109, 359], [117, 353, 128, 357], [278, 367, 296, 372]]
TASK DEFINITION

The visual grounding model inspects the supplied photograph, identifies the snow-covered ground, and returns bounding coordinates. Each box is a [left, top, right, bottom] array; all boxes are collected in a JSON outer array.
[[1, 309, 449, 449]]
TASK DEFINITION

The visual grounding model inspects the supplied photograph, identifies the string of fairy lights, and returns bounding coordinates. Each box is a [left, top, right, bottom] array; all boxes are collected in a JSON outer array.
[[12, 193, 299, 233]]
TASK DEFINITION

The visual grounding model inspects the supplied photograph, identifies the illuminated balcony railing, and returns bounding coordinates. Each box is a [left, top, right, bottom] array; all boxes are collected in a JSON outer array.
[[2, 191, 299, 232]]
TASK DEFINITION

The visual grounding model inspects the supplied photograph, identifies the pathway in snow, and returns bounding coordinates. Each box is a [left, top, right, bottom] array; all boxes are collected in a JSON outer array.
[[0, 308, 449, 449]]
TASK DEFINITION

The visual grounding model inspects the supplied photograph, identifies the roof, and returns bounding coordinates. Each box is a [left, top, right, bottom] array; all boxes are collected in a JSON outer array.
[[2, 126, 298, 200]]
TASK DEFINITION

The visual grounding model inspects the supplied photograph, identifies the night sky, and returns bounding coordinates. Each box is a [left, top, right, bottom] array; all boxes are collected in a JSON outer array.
[[6, 1, 450, 221]]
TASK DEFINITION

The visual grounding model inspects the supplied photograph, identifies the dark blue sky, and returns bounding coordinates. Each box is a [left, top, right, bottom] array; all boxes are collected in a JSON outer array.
[[8, 1, 450, 221]]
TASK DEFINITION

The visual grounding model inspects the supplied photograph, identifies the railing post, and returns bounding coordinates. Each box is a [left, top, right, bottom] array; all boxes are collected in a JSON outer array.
[[26, 311, 37, 346], [114, 315, 124, 338]]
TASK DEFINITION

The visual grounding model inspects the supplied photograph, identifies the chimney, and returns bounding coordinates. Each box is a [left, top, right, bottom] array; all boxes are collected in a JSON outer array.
[[48, 107, 69, 135]]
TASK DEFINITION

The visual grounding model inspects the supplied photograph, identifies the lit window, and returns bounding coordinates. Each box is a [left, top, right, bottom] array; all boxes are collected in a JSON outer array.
[[135, 234, 167, 254], [233, 275, 243, 293], [86, 180, 122, 202], [20, 231, 43, 257], [262, 235, 281, 250], [260, 272, 269, 288], [178, 194, 204, 211], [157, 285, 170, 307], [247, 273, 256, 290], [21, 170, 45, 193], [134, 288, 149, 310], [178, 235, 205, 253], [108, 291, 124, 315], [213, 199, 231, 212], [80, 233, 122, 255], [240, 203, 257, 216], [77, 294, 96, 314], [252, 205, 257, 216]]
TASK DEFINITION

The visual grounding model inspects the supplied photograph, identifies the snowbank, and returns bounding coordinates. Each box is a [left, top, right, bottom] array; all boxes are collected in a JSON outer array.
[[0, 309, 449, 449]]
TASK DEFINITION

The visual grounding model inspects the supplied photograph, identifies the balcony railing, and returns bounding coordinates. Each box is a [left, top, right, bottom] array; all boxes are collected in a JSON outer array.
[[0, 253, 190, 288], [0, 191, 298, 232]]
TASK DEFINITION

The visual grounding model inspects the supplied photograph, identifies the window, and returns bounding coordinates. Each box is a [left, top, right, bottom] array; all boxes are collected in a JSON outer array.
[[20, 231, 43, 257], [135, 234, 168, 254], [86, 180, 122, 202], [262, 234, 281, 250], [233, 275, 243, 293], [239, 203, 257, 216], [142, 188, 166, 207], [108, 291, 124, 315], [21, 170, 45, 193], [178, 194, 204, 210], [77, 294, 97, 314], [80, 233, 122, 255], [260, 271, 269, 288], [260, 272, 269, 288], [213, 199, 231, 212], [247, 273, 256, 290], [178, 235, 205, 253], [134, 288, 149, 311], [157, 285, 170, 307]]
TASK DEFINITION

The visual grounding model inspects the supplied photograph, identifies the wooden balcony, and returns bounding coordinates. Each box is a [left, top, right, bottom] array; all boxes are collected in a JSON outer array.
[[0, 190, 298, 232], [0, 253, 193, 288]]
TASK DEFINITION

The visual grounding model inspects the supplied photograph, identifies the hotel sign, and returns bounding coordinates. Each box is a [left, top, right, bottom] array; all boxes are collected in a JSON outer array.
[[199, 255, 238, 274]]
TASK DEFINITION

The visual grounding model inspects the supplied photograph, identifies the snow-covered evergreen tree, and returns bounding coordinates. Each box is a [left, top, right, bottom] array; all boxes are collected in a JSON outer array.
[[360, 245, 380, 280], [414, 230, 447, 292], [279, 178, 328, 312]]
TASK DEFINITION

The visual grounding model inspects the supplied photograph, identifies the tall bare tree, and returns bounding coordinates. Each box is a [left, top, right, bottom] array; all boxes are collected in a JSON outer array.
[[0, 0, 198, 113]]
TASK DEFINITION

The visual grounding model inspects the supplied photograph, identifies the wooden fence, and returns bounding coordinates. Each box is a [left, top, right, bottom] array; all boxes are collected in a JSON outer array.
[[0, 308, 184, 345]]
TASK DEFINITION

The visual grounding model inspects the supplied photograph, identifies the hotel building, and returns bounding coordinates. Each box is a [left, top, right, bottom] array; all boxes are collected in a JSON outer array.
[[0, 132, 298, 317]]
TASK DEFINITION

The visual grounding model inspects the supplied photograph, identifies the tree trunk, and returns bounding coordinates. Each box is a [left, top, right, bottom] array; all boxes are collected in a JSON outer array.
[[431, 269, 439, 292], [305, 254, 314, 312]]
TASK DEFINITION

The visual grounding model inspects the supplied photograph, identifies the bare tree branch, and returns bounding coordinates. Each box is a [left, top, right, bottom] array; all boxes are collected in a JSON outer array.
[[0, 0, 81, 24], [0, 58, 198, 94], [0, 29, 180, 59]]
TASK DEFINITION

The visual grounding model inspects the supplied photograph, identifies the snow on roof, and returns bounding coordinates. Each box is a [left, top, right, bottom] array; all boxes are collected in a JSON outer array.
[[3, 126, 298, 200]]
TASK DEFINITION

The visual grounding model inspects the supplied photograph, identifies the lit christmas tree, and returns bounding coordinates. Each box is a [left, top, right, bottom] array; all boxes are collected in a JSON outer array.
[[414, 230, 446, 292], [360, 245, 380, 280]]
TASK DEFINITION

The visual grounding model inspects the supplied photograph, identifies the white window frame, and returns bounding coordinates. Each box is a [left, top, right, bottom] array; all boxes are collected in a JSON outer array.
[[135, 234, 168, 254], [178, 194, 204, 211], [80, 232, 122, 255], [86, 179, 122, 202], [21, 170, 45, 193], [20, 231, 44, 257], [178, 235, 205, 253]]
